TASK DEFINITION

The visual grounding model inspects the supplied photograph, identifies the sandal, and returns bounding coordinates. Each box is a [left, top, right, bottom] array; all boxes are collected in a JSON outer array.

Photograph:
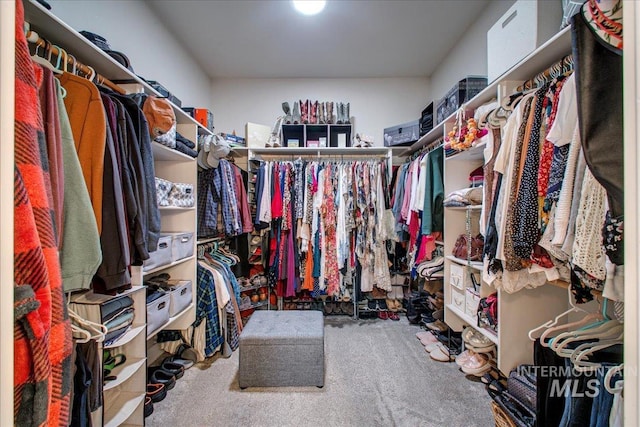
[[146, 383, 167, 403], [144, 396, 154, 418]]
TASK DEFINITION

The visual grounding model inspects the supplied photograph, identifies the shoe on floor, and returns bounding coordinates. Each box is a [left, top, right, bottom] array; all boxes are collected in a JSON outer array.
[[146, 383, 167, 403], [144, 396, 154, 418], [424, 342, 441, 353], [416, 331, 438, 345], [430, 344, 454, 362]]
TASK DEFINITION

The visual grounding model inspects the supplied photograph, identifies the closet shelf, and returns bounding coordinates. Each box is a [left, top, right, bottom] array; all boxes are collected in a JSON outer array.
[[146, 303, 195, 340], [196, 236, 225, 245], [445, 205, 482, 211], [70, 285, 145, 304], [143, 255, 195, 276], [445, 255, 483, 271], [152, 141, 196, 162], [445, 141, 486, 162], [104, 325, 147, 350], [158, 206, 196, 212], [240, 300, 269, 311], [24, 0, 211, 134], [546, 279, 602, 297], [240, 283, 268, 292], [402, 26, 572, 158], [103, 358, 147, 391], [249, 147, 391, 156], [446, 304, 499, 345], [103, 392, 145, 427]]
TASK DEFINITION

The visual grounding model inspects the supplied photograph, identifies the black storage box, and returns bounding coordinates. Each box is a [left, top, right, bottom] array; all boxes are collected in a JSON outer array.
[[420, 102, 434, 136], [147, 80, 182, 107], [383, 120, 420, 147], [436, 76, 488, 124]]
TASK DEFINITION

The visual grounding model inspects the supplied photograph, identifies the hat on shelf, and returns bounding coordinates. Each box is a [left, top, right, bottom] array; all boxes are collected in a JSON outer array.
[[79, 30, 134, 72]]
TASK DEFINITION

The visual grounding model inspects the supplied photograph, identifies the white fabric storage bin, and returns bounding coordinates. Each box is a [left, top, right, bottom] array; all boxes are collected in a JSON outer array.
[[162, 232, 195, 262], [155, 177, 172, 207], [451, 286, 466, 312], [487, 0, 562, 82], [163, 280, 192, 317], [449, 264, 469, 290], [143, 235, 173, 271], [147, 293, 171, 336], [465, 288, 481, 318], [167, 182, 194, 207]]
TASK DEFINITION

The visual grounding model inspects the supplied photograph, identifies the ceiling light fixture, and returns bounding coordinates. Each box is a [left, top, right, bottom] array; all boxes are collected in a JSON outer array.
[[292, 0, 326, 16]]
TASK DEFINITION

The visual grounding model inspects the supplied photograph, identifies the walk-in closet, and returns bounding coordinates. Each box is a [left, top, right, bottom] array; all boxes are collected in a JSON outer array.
[[1, 0, 637, 426]]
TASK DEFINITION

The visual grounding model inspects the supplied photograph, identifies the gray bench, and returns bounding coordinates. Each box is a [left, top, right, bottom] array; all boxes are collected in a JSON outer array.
[[239, 310, 325, 388]]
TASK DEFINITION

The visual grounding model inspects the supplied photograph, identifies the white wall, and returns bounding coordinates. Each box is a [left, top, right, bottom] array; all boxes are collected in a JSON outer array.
[[48, 0, 213, 110], [210, 77, 430, 146], [429, 0, 515, 101]]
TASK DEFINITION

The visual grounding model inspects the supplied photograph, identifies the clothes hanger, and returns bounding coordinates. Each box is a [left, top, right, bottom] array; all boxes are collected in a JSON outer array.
[[534, 286, 594, 343], [553, 320, 623, 357], [569, 331, 623, 365], [71, 323, 92, 344], [604, 364, 624, 394], [570, 332, 624, 372], [30, 37, 63, 75]]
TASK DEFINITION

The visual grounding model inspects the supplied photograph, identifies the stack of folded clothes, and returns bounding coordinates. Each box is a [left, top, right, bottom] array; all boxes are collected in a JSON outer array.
[[443, 186, 483, 207], [416, 256, 444, 279], [101, 296, 135, 346]]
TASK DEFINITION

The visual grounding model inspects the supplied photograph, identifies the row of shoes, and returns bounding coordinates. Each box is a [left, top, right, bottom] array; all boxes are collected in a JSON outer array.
[[416, 330, 461, 362], [282, 100, 351, 125], [144, 345, 196, 417], [455, 327, 497, 377], [322, 301, 355, 316]]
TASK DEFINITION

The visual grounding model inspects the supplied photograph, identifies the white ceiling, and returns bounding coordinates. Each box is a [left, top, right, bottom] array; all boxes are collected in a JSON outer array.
[[145, 0, 490, 79]]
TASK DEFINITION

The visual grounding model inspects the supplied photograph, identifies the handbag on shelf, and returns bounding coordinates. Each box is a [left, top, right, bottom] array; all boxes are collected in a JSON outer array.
[[477, 292, 498, 331], [452, 233, 484, 261]]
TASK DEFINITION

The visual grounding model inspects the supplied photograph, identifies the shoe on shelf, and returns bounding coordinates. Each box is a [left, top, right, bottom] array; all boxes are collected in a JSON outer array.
[[301, 99, 309, 124], [455, 349, 474, 367], [317, 101, 325, 124], [344, 102, 351, 124], [378, 311, 389, 320], [460, 353, 492, 376], [292, 101, 301, 124], [310, 100, 318, 124], [463, 327, 495, 349], [432, 308, 444, 321], [326, 101, 334, 124], [336, 102, 344, 124], [388, 312, 400, 321], [282, 102, 292, 124], [425, 320, 449, 332]]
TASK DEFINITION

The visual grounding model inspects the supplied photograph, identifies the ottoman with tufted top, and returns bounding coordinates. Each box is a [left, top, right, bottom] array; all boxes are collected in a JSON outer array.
[[239, 310, 325, 388]]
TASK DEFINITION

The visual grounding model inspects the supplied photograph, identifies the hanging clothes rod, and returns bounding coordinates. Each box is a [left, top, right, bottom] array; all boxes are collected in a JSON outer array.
[[25, 25, 126, 94], [517, 54, 574, 92]]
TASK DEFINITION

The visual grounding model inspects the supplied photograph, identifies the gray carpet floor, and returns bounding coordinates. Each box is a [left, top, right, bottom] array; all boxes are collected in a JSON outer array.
[[147, 316, 494, 427]]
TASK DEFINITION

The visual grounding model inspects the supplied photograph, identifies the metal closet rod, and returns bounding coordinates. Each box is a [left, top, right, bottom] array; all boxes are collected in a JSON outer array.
[[25, 25, 126, 94]]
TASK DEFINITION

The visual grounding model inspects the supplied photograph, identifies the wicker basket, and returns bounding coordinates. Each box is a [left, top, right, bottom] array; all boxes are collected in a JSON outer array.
[[491, 401, 517, 427]]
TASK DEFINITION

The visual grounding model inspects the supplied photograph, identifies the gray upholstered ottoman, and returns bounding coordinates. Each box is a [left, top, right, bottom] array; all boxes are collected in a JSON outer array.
[[239, 310, 325, 388]]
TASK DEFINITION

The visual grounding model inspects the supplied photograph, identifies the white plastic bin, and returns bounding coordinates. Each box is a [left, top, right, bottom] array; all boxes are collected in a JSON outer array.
[[162, 232, 195, 262], [487, 0, 562, 82]]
